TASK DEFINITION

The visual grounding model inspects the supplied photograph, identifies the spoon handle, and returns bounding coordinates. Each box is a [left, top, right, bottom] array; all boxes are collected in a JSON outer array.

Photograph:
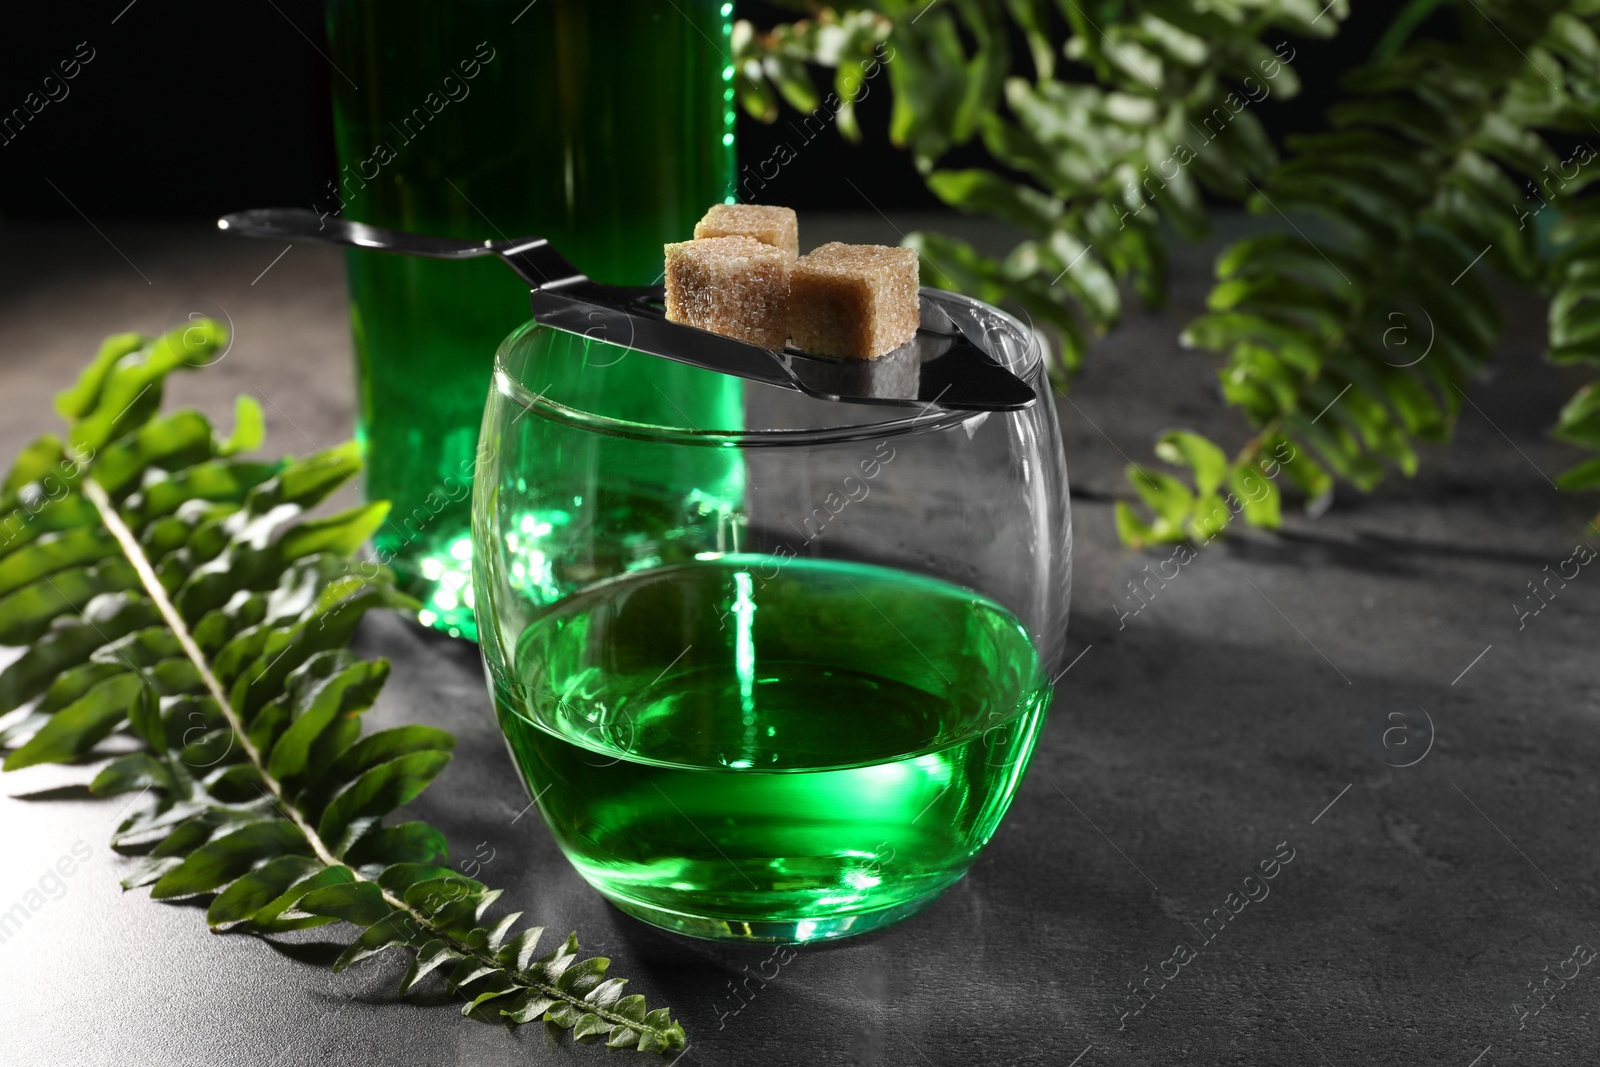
[[217, 208, 588, 291], [217, 208, 498, 258]]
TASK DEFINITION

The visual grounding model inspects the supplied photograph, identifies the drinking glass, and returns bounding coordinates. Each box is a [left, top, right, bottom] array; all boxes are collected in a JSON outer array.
[[473, 292, 1072, 942]]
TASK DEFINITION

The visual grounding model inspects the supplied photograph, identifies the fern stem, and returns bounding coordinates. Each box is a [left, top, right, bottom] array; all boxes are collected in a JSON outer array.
[[81, 478, 269, 767], [82, 476, 676, 1044], [82, 477, 341, 864]]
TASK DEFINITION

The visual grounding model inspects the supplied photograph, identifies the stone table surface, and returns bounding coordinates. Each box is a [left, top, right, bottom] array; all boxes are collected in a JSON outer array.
[[0, 214, 1596, 1067]]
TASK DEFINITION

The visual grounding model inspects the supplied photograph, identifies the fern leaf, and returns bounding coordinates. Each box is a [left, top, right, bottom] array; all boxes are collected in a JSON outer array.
[[1130, 0, 1597, 541], [0, 324, 686, 1052], [734, 2, 1332, 383]]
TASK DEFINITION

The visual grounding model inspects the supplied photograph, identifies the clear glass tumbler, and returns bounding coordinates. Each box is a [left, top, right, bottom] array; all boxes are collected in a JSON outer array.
[[472, 292, 1072, 942]]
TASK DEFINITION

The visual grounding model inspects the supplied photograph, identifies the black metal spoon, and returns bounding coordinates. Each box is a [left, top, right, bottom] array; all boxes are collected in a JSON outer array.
[[216, 208, 1036, 412]]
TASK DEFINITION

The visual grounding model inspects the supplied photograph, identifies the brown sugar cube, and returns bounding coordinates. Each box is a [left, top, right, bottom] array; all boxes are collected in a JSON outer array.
[[693, 203, 799, 260], [789, 242, 920, 360], [664, 236, 791, 350]]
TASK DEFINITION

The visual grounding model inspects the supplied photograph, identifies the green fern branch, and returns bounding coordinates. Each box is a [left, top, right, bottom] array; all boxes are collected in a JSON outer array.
[[740, 1, 1600, 542], [0, 324, 685, 1052], [1123, 0, 1599, 544], [734, 1, 1345, 387]]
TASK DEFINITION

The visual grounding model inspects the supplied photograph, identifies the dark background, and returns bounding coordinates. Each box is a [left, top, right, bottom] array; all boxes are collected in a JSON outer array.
[[0, 0, 1406, 224]]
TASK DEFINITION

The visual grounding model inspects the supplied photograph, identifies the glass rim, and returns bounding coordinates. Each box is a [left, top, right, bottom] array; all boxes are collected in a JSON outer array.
[[493, 290, 1046, 448]]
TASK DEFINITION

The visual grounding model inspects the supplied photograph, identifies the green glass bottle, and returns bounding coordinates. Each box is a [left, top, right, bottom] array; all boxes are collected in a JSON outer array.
[[325, 0, 740, 639]]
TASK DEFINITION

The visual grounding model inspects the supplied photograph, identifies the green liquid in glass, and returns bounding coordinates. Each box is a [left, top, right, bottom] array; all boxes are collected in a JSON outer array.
[[490, 556, 1050, 942], [325, 0, 740, 639]]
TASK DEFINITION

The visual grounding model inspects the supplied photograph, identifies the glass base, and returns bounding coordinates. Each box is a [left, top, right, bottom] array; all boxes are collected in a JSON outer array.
[[595, 879, 962, 944]]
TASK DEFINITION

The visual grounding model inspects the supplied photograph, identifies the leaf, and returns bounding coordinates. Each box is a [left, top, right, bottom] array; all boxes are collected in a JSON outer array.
[[484, 910, 523, 952], [1373, 0, 1454, 60], [334, 911, 423, 970], [90, 752, 173, 796], [446, 955, 500, 994], [300, 725, 454, 817], [317, 750, 454, 856], [149, 820, 309, 899], [584, 977, 629, 1011], [0, 559, 139, 645], [0, 526, 117, 599], [4, 672, 146, 770], [265, 655, 390, 781], [127, 679, 167, 754], [604, 994, 652, 1048], [1557, 454, 1600, 490], [276, 502, 391, 562], [461, 974, 520, 1017], [0, 593, 157, 715], [1113, 500, 1158, 548], [1229, 464, 1284, 530], [399, 939, 465, 995], [298, 880, 393, 927], [544, 1002, 586, 1029], [376, 862, 457, 896], [502, 989, 557, 1024], [403, 877, 502, 937], [221, 396, 266, 456], [343, 821, 449, 869], [53, 332, 145, 420], [206, 855, 322, 927], [527, 932, 582, 986], [1554, 381, 1600, 449], [926, 168, 1061, 233], [497, 926, 548, 973], [1126, 466, 1193, 528], [249, 864, 357, 931], [1154, 432, 1229, 496], [640, 1009, 687, 1052]]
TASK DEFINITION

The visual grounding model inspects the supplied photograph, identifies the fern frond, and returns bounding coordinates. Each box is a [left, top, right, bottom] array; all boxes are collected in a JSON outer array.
[[1126, 0, 1596, 543], [0, 324, 685, 1052], [734, 1, 1337, 386]]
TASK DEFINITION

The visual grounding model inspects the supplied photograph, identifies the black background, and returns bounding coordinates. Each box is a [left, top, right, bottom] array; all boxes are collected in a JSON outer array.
[[0, 1, 1407, 223]]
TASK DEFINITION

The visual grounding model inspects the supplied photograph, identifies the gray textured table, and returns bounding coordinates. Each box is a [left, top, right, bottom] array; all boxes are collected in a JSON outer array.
[[1, 214, 1596, 1066]]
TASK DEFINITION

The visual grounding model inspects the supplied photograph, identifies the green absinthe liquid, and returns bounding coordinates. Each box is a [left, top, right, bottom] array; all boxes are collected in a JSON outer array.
[[490, 556, 1050, 942], [326, 0, 740, 640]]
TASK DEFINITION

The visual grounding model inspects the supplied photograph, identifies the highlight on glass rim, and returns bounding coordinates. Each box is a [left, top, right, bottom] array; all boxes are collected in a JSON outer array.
[[3, 1, 1598, 1063]]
